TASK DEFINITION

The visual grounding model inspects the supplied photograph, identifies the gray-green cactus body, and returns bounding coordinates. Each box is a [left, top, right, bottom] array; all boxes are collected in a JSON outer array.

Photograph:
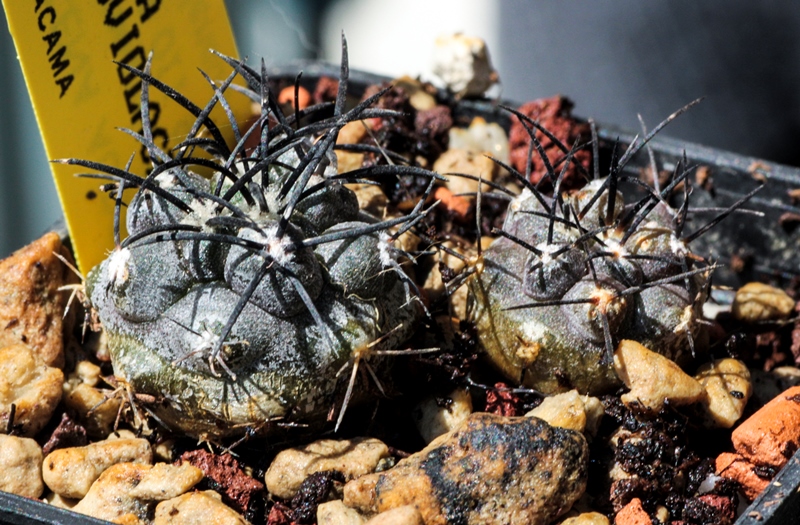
[[86, 132, 422, 438], [469, 179, 708, 395]]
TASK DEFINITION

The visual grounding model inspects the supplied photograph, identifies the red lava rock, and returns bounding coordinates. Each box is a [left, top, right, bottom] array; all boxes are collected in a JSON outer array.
[[508, 96, 591, 191], [484, 382, 524, 416], [266, 503, 295, 525], [313, 76, 339, 105], [415, 105, 452, 154], [696, 494, 736, 525], [716, 452, 770, 501], [180, 449, 264, 516], [42, 412, 88, 456], [731, 385, 800, 469], [614, 497, 650, 525]]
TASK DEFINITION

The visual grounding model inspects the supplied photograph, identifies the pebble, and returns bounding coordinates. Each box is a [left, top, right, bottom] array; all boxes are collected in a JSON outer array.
[[277, 85, 311, 110], [392, 76, 437, 111], [715, 452, 769, 501], [43, 437, 153, 499], [613, 340, 705, 412], [432, 186, 471, 222], [694, 358, 752, 428], [71, 462, 203, 524], [448, 116, 509, 165], [0, 343, 64, 437], [431, 34, 498, 98], [433, 148, 497, 197], [525, 390, 604, 435], [154, 490, 248, 525], [0, 232, 77, 368], [560, 512, 611, 525], [317, 499, 367, 525], [365, 505, 424, 525], [266, 437, 389, 500], [614, 498, 650, 525], [0, 434, 44, 498], [731, 384, 800, 469], [732, 282, 796, 322], [412, 387, 472, 444], [63, 360, 122, 438], [344, 413, 588, 525]]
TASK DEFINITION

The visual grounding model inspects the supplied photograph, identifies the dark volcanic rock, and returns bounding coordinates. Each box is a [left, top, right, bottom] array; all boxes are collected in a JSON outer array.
[[344, 412, 588, 525]]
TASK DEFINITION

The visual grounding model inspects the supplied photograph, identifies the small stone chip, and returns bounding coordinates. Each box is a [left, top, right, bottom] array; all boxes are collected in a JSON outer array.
[[0, 434, 44, 498], [317, 500, 366, 525], [525, 390, 603, 435], [43, 437, 153, 499], [365, 505, 423, 525], [695, 358, 752, 428], [731, 384, 800, 469], [71, 462, 203, 524], [154, 491, 247, 525], [413, 388, 473, 444], [266, 437, 389, 500], [614, 340, 705, 412], [344, 413, 588, 525], [432, 34, 498, 98], [732, 282, 796, 322], [0, 343, 64, 437], [0, 232, 77, 368]]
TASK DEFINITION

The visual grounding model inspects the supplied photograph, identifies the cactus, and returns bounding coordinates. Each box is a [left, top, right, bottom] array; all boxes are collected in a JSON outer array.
[[64, 41, 439, 439], [468, 106, 763, 395]]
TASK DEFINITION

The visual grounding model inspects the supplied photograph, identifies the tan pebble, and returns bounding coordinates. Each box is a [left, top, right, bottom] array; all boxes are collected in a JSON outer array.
[[154, 439, 175, 463], [450, 284, 469, 321], [43, 491, 78, 509], [265, 437, 389, 500], [346, 184, 388, 217], [526, 390, 588, 433], [432, 34, 498, 98], [654, 506, 669, 523], [614, 497, 649, 525], [0, 344, 63, 436], [732, 282, 795, 322], [155, 491, 247, 525], [448, 116, 509, 165], [43, 437, 153, 499], [614, 340, 705, 412], [63, 374, 122, 438], [0, 232, 77, 368], [73, 462, 199, 524], [337, 120, 369, 145], [731, 385, 800, 469], [128, 461, 203, 500], [345, 413, 587, 525], [317, 499, 367, 525], [560, 511, 611, 525], [413, 387, 472, 444], [716, 452, 769, 501], [0, 434, 44, 498], [695, 358, 752, 428], [336, 151, 366, 175], [392, 76, 436, 111], [421, 240, 470, 303], [365, 505, 423, 525], [583, 396, 605, 437], [434, 148, 496, 196]]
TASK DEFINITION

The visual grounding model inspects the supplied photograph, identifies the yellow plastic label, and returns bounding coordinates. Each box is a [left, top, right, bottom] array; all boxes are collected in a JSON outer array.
[[3, 0, 250, 274]]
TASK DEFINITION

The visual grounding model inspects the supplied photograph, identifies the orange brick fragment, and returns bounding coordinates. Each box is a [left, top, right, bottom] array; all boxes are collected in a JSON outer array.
[[732, 385, 800, 469], [277, 85, 311, 110], [614, 497, 650, 525], [433, 186, 471, 221], [716, 452, 770, 501]]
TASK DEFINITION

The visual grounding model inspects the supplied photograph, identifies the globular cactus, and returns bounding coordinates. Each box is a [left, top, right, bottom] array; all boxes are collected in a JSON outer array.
[[469, 107, 762, 395], [65, 42, 439, 439]]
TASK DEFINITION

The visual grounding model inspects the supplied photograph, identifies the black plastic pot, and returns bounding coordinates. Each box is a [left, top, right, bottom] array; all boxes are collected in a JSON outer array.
[[2, 61, 799, 525]]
